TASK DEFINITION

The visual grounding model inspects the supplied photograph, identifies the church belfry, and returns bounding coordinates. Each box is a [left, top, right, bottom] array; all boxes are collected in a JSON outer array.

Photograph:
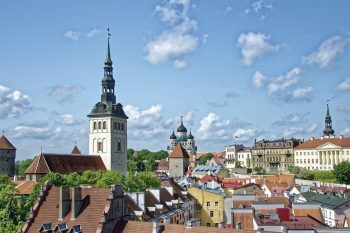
[[88, 29, 128, 175], [323, 102, 335, 137]]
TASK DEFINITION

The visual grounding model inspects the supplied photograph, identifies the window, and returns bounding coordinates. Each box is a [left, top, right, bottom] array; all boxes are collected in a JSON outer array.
[[121, 123, 124, 131], [97, 142, 103, 152], [98, 121, 101, 129], [215, 223, 218, 227], [93, 122, 97, 130], [103, 121, 106, 129], [118, 142, 121, 152], [207, 223, 210, 227], [215, 202, 218, 207], [210, 211, 214, 217], [118, 123, 121, 130], [206, 202, 210, 207], [114, 122, 117, 130]]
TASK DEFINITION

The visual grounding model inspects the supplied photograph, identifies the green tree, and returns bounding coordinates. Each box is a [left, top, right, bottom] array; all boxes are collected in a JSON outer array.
[[80, 170, 103, 185], [253, 166, 265, 175], [64, 172, 81, 187], [333, 162, 350, 184], [127, 160, 137, 173], [127, 148, 135, 159], [95, 171, 122, 188], [15, 158, 34, 176], [198, 153, 213, 165], [145, 159, 156, 172], [288, 165, 301, 175]]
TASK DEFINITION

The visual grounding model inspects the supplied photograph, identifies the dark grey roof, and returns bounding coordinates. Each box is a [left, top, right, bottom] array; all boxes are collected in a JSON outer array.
[[302, 192, 350, 209], [170, 131, 176, 139], [88, 102, 128, 119], [177, 122, 187, 133], [188, 131, 194, 139]]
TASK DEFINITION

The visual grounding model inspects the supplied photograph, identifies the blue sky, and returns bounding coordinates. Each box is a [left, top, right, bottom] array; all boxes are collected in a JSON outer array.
[[1, 0, 350, 160]]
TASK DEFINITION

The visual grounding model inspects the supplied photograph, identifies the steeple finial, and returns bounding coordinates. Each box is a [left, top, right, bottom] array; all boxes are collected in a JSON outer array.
[[181, 116, 183, 124], [323, 100, 335, 136], [105, 28, 112, 65]]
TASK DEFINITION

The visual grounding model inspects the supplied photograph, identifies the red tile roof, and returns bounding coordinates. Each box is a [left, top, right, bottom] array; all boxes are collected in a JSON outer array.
[[0, 135, 16, 150], [71, 145, 81, 155], [295, 137, 350, 149], [25, 153, 106, 174], [15, 180, 36, 195], [168, 144, 189, 159], [23, 186, 112, 233]]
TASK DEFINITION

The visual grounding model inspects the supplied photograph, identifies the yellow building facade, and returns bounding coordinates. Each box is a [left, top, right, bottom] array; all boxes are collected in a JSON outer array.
[[188, 187, 225, 227]]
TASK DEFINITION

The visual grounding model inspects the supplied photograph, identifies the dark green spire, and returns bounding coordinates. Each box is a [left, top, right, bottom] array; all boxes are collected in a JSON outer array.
[[105, 28, 112, 66], [323, 102, 335, 136]]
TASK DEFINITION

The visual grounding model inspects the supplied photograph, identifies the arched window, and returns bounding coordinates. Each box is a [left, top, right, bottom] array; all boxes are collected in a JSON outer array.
[[118, 123, 121, 130], [121, 123, 124, 131], [114, 122, 117, 130], [103, 121, 106, 129], [93, 122, 97, 130], [98, 121, 102, 129], [97, 142, 103, 152]]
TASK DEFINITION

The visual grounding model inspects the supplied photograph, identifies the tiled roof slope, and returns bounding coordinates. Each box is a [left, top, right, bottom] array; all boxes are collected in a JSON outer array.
[[15, 180, 36, 195], [295, 137, 350, 149], [71, 145, 81, 155], [113, 220, 257, 233], [25, 153, 106, 174], [0, 135, 16, 150], [25, 187, 111, 233], [168, 144, 189, 158]]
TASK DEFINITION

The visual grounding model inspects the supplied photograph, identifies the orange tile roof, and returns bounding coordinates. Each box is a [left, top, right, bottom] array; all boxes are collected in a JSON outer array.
[[113, 220, 257, 233], [168, 144, 189, 159], [294, 208, 323, 222], [25, 187, 111, 233], [71, 145, 81, 155], [15, 180, 37, 195], [295, 137, 350, 149], [25, 153, 106, 174], [0, 135, 16, 150]]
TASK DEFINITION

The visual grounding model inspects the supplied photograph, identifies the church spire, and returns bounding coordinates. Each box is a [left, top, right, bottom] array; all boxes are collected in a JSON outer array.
[[101, 28, 116, 104], [323, 101, 335, 136]]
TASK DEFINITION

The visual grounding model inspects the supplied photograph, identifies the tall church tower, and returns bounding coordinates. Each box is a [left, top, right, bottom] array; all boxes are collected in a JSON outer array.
[[88, 29, 128, 175], [323, 103, 335, 137]]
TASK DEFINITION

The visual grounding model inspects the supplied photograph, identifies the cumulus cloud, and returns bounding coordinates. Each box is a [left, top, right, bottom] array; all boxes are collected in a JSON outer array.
[[224, 6, 233, 15], [55, 114, 84, 125], [145, 0, 199, 68], [307, 123, 319, 134], [267, 67, 302, 94], [48, 84, 84, 104], [253, 67, 313, 103], [233, 128, 265, 142], [272, 112, 310, 126], [283, 127, 303, 138], [252, 71, 268, 89], [302, 36, 350, 68], [0, 85, 32, 119], [237, 32, 282, 65], [207, 101, 227, 107], [13, 124, 62, 140], [336, 78, 350, 91], [64, 30, 81, 41], [196, 113, 230, 141]]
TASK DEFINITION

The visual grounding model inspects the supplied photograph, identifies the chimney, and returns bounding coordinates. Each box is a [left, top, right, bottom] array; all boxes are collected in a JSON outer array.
[[59, 187, 70, 220], [152, 221, 162, 233], [137, 192, 145, 211], [71, 187, 82, 220]]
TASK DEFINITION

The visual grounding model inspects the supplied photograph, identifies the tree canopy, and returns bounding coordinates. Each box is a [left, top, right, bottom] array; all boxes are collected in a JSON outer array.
[[333, 162, 350, 184], [198, 153, 213, 165], [127, 148, 168, 172]]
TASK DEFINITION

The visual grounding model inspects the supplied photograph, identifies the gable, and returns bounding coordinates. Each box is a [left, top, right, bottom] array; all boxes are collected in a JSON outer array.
[[316, 142, 341, 149]]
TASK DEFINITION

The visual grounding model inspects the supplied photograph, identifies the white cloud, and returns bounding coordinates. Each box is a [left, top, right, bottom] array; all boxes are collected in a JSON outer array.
[[272, 112, 310, 126], [252, 71, 267, 89], [291, 87, 313, 100], [86, 28, 100, 38], [207, 101, 227, 107], [252, 0, 273, 13], [13, 124, 62, 140], [267, 67, 302, 94], [196, 113, 230, 141], [283, 127, 303, 138], [336, 78, 350, 91], [302, 36, 350, 68], [307, 123, 318, 134], [237, 32, 282, 65], [337, 105, 350, 113], [0, 85, 32, 119], [48, 84, 84, 104], [233, 128, 265, 142], [55, 114, 84, 125], [224, 6, 233, 15], [145, 0, 199, 69], [64, 30, 81, 41]]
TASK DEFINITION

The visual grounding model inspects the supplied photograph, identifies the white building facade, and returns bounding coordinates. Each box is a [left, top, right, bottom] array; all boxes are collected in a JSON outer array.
[[225, 144, 244, 170], [237, 148, 251, 168]]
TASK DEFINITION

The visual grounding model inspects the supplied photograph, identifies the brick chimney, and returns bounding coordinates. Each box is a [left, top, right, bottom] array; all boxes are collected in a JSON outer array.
[[71, 187, 82, 220], [59, 187, 70, 220]]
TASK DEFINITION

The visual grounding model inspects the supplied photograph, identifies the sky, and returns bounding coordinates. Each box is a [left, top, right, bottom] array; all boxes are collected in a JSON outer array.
[[1, 0, 350, 160]]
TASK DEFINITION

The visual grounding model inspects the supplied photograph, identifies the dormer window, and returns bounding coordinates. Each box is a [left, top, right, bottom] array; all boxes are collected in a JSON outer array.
[[39, 223, 53, 233]]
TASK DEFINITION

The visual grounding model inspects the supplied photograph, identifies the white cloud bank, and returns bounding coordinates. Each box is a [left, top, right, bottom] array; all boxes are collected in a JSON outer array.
[[0, 85, 32, 119]]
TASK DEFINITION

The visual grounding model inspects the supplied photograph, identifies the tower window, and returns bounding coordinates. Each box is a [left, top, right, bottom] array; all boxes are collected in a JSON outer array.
[[118, 141, 121, 152], [98, 121, 102, 129], [118, 123, 121, 130], [93, 122, 97, 130], [97, 142, 103, 152], [114, 122, 117, 130], [121, 123, 124, 131], [103, 121, 106, 129]]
